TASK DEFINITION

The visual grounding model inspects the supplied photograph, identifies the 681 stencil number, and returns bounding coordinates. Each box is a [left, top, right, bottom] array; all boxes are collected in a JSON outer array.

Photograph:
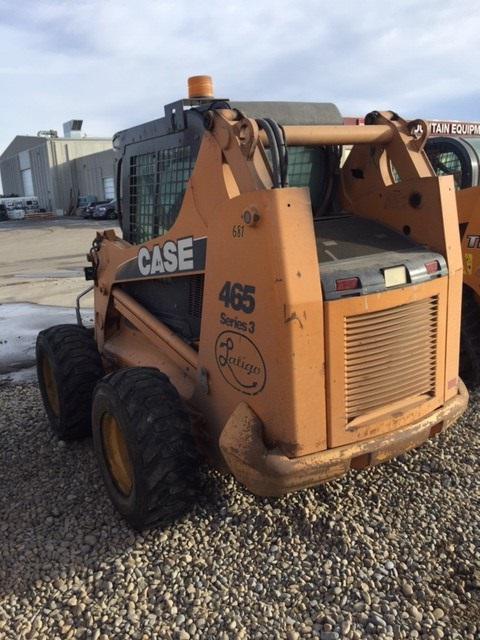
[[232, 224, 245, 238], [219, 281, 256, 314]]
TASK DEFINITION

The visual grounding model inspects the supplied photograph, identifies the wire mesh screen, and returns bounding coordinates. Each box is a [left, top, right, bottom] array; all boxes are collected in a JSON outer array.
[[129, 146, 196, 244], [129, 153, 156, 244], [288, 147, 321, 187], [264, 145, 330, 213], [428, 148, 463, 189], [392, 146, 462, 188], [158, 146, 195, 234]]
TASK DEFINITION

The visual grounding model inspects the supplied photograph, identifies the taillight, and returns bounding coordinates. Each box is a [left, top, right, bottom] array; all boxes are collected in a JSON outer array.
[[425, 260, 440, 274], [336, 277, 361, 291]]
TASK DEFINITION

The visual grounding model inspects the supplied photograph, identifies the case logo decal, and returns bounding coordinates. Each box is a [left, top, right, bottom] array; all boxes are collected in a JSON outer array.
[[117, 236, 206, 280], [138, 237, 193, 275]]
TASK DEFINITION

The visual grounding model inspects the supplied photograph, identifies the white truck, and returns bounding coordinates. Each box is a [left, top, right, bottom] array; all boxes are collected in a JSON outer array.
[[0, 196, 40, 219]]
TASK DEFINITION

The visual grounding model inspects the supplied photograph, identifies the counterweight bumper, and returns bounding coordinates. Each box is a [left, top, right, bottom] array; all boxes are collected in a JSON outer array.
[[219, 380, 468, 497]]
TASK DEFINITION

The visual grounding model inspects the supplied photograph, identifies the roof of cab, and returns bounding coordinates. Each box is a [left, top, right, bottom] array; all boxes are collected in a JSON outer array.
[[114, 100, 343, 150]]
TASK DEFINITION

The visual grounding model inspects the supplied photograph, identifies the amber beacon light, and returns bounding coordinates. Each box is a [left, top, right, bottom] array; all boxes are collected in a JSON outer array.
[[188, 75, 214, 99]]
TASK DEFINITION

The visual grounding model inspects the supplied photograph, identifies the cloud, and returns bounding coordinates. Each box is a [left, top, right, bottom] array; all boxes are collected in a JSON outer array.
[[0, 0, 479, 160]]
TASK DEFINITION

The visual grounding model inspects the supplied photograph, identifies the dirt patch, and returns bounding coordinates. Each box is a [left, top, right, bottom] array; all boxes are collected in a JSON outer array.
[[0, 218, 120, 306]]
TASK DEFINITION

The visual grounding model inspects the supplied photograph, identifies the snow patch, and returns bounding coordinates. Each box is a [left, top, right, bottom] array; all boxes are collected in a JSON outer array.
[[0, 303, 93, 384], [0, 366, 37, 385]]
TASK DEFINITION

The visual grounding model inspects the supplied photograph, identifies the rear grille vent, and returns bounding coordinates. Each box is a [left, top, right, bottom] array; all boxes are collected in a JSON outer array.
[[344, 297, 438, 420]]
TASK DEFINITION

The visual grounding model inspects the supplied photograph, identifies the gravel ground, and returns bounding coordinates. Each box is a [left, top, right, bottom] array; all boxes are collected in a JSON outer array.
[[0, 383, 478, 640]]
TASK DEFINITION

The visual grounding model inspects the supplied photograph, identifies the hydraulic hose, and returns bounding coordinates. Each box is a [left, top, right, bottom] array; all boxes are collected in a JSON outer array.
[[264, 118, 289, 187], [256, 118, 282, 188]]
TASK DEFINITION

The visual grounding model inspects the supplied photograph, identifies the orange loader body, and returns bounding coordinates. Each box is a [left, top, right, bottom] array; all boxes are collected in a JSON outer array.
[[86, 91, 467, 496], [36, 79, 468, 528]]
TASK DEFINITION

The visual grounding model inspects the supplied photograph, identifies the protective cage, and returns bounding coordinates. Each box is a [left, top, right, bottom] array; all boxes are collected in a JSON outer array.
[[425, 136, 480, 189]]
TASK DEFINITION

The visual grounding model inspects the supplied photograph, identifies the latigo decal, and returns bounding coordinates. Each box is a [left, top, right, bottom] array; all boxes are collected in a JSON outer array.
[[117, 236, 207, 280], [215, 330, 266, 396]]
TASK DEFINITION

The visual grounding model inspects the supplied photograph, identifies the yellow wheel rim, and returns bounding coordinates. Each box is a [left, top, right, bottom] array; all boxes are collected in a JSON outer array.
[[42, 356, 60, 416], [101, 413, 134, 496]]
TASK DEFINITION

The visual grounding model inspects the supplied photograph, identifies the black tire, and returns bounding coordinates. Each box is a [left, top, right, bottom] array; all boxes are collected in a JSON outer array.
[[460, 287, 480, 388], [36, 324, 104, 440], [92, 367, 201, 529]]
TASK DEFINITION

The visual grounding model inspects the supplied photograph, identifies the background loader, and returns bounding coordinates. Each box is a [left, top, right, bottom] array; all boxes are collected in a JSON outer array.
[[425, 132, 480, 385], [36, 77, 468, 529]]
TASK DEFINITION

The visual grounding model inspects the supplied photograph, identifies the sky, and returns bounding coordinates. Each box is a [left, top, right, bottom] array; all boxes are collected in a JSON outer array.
[[0, 0, 480, 160]]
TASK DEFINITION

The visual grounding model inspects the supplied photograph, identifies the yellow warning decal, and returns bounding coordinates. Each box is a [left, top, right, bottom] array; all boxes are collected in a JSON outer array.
[[464, 252, 473, 275]]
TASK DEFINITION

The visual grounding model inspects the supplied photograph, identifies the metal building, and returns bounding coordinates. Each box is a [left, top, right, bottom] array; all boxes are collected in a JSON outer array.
[[0, 121, 114, 214]]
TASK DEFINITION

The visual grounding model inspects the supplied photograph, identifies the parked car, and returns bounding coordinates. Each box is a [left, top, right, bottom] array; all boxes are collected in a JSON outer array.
[[92, 200, 117, 220], [83, 200, 110, 219], [78, 195, 97, 209]]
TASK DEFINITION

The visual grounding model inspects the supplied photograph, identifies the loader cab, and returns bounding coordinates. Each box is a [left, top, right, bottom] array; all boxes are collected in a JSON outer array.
[[115, 99, 345, 244], [425, 135, 480, 189], [115, 109, 205, 245], [231, 101, 344, 218], [113, 100, 348, 345], [425, 137, 476, 189]]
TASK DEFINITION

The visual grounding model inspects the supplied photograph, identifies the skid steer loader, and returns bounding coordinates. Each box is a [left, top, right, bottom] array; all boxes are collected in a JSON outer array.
[[425, 133, 480, 385], [36, 76, 468, 529]]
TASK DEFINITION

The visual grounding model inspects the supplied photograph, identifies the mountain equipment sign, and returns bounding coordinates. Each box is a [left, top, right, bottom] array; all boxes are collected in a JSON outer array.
[[429, 121, 480, 137]]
